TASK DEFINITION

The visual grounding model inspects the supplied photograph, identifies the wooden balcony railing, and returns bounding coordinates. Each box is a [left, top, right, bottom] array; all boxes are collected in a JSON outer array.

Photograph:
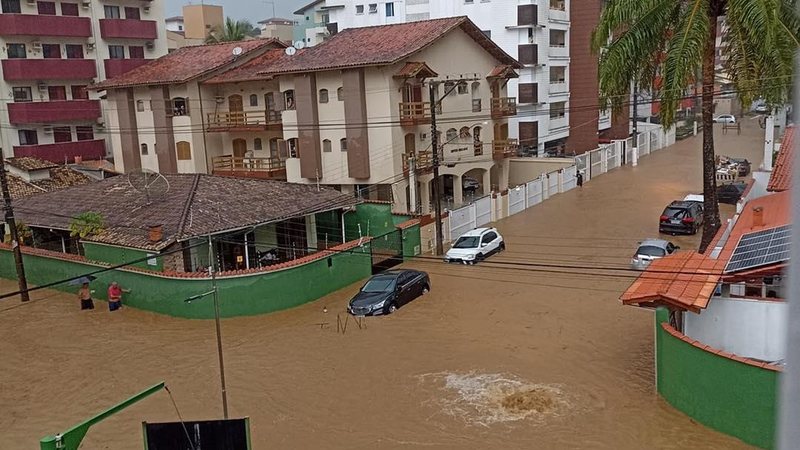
[[212, 156, 287, 179], [399, 102, 432, 126], [492, 139, 519, 160], [206, 110, 282, 131], [402, 150, 433, 173], [491, 97, 517, 118]]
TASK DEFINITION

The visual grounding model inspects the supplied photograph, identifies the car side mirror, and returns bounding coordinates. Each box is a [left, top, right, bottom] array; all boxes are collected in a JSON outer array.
[[674, 246, 681, 250], [480, 243, 488, 248]]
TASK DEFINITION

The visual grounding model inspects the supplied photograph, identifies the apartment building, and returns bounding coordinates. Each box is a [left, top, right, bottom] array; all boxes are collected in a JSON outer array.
[[0, 0, 168, 163], [258, 17, 295, 43], [293, 0, 336, 47], [307, 0, 628, 155]]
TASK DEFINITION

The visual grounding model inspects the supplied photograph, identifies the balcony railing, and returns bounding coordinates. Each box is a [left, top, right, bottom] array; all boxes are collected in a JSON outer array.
[[491, 97, 517, 118], [206, 110, 282, 131], [402, 150, 433, 173], [104, 58, 149, 79], [13, 139, 106, 163], [2, 59, 96, 81], [8, 100, 101, 125], [211, 156, 287, 180], [0, 14, 92, 37], [99, 18, 158, 39], [399, 102, 432, 126], [492, 139, 519, 160]]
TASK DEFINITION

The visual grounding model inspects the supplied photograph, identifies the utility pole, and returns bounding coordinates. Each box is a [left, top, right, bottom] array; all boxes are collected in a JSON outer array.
[[631, 88, 639, 167], [0, 145, 30, 302], [429, 83, 444, 256], [208, 236, 229, 419]]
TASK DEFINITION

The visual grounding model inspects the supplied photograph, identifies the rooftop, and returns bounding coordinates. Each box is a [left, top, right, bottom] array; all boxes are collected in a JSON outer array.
[[165, 15, 183, 22], [768, 125, 793, 192], [259, 17, 296, 25], [13, 174, 359, 251], [5, 157, 58, 172], [715, 190, 791, 266], [203, 48, 286, 84], [5, 158, 95, 200], [293, 0, 324, 15]]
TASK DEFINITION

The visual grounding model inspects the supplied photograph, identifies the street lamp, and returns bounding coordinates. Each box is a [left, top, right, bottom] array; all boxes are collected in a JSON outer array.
[[185, 236, 229, 419]]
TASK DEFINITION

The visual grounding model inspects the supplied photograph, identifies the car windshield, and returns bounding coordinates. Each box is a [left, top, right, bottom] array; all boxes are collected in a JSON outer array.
[[636, 245, 666, 257], [362, 277, 396, 293], [453, 236, 480, 248], [663, 207, 687, 219]]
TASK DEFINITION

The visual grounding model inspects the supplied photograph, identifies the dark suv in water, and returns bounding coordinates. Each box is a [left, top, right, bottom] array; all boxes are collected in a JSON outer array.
[[659, 201, 704, 235]]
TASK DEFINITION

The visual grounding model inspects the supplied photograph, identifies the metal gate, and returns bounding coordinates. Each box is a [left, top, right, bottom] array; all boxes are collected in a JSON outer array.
[[526, 177, 543, 207], [371, 229, 403, 274], [449, 203, 476, 242], [590, 149, 603, 177], [547, 170, 559, 196], [475, 195, 492, 227], [561, 165, 577, 191], [508, 185, 526, 216], [606, 145, 619, 170]]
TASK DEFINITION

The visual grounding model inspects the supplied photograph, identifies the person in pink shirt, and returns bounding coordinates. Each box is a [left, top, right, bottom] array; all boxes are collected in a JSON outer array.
[[107, 281, 130, 312]]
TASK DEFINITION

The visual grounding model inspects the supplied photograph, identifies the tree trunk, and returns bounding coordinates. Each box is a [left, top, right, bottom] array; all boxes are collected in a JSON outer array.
[[698, 7, 721, 254]]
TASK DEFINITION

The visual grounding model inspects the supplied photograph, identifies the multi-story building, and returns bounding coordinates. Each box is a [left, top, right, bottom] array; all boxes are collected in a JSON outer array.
[[180, 3, 222, 40], [307, 0, 628, 155], [258, 17, 295, 43], [0, 0, 168, 163], [95, 17, 521, 213], [293, 0, 335, 47]]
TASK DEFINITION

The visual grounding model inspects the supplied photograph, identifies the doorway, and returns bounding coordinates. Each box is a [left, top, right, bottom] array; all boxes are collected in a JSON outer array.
[[228, 94, 244, 125], [232, 139, 247, 167]]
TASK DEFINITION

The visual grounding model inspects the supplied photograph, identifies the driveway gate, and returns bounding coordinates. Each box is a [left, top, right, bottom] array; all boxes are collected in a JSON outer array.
[[371, 229, 403, 274]]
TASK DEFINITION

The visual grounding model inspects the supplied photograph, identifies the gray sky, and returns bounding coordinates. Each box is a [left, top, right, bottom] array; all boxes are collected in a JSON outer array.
[[165, 0, 309, 22]]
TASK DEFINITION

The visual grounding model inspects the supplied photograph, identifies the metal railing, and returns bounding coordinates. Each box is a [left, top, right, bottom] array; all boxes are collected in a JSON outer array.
[[206, 110, 282, 129], [492, 139, 519, 159], [399, 101, 431, 124], [402, 150, 433, 172], [490, 97, 517, 117]]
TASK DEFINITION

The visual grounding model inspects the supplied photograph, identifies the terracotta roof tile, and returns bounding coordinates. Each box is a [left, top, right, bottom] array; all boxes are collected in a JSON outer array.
[[203, 48, 286, 84], [6, 157, 58, 171], [768, 125, 793, 192], [487, 65, 519, 79], [92, 39, 284, 90], [716, 190, 791, 265], [5, 158, 94, 200], [393, 61, 438, 79]]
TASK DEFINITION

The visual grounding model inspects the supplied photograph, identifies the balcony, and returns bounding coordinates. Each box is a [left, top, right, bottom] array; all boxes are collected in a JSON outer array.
[[8, 100, 101, 125], [13, 139, 106, 163], [492, 139, 519, 160], [491, 97, 517, 118], [549, 81, 568, 95], [104, 58, 149, 79], [2, 59, 96, 81], [402, 150, 433, 175], [99, 19, 158, 39], [206, 110, 282, 132], [212, 156, 287, 180], [518, 44, 538, 65], [399, 102, 431, 126], [0, 14, 92, 37]]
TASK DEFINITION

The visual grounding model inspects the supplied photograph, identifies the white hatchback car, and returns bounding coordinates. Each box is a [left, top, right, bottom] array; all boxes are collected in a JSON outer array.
[[713, 114, 736, 124], [445, 228, 505, 264]]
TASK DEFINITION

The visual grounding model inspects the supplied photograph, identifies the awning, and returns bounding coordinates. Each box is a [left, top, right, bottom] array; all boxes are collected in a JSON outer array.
[[486, 64, 519, 79], [393, 61, 438, 79]]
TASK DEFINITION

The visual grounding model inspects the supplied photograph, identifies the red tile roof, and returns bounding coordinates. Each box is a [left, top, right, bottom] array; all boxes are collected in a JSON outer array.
[[93, 39, 285, 90], [768, 125, 793, 192], [203, 48, 286, 84], [255, 17, 521, 76], [393, 61, 439, 79], [716, 190, 791, 266]]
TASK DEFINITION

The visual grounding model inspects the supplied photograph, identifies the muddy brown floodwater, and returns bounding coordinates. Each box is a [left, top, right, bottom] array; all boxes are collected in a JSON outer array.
[[0, 120, 767, 449]]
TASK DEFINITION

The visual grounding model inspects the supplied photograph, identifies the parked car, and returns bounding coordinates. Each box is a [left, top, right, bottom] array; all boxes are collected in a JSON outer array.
[[683, 194, 704, 203], [348, 270, 430, 316], [713, 114, 736, 124], [730, 158, 751, 176], [717, 182, 747, 204], [631, 239, 679, 270], [444, 227, 505, 264], [462, 176, 480, 194], [755, 103, 769, 113], [659, 200, 704, 235]]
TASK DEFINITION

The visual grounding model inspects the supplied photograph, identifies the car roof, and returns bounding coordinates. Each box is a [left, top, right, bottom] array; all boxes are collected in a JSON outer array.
[[461, 227, 494, 236], [683, 194, 704, 203], [667, 200, 698, 208], [379, 269, 418, 277], [638, 239, 671, 248]]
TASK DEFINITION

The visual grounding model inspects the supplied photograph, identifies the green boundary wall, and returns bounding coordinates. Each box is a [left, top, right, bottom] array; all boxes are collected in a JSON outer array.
[[82, 242, 164, 271], [655, 308, 778, 449]]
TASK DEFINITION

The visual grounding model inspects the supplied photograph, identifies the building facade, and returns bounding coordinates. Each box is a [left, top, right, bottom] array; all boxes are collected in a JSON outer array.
[[292, 0, 333, 47], [258, 17, 296, 43], [0, 0, 168, 163]]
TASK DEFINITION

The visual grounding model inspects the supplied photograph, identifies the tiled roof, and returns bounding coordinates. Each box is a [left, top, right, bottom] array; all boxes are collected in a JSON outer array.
[[258, 17, 295, 25], [393, 61, 438, 79], [166, 16, 183, 22], [203, 48, 286, 84], [487, 65, 520, 79], [6, 162, 94, 200], [715, 190, 791, 266], [768, 125, 793, 192], [293, 0, 324, 15], [13, 174, 360, 251], [256, 17, 521, 76], [620, 252, 724, 313], [6, 157, 57, 171], [92, 39, 284, 90]]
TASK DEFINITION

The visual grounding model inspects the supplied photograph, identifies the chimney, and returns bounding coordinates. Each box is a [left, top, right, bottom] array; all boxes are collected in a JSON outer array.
[[74, 155, 83, 164], [148, 224, 163, 243], [752, 206, 764, 228]]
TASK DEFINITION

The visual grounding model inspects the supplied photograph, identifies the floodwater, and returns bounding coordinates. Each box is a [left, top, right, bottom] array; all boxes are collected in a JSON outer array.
[[0, 120, 767, 449]]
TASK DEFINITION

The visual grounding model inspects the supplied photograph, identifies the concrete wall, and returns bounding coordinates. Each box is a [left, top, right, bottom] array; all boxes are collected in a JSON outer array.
[[508, 157, 574, 186], [83, 242, 163, 271]]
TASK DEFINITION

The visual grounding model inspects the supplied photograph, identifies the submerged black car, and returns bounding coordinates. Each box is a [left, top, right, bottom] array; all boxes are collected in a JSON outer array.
[[717, 182, 747, 204], [659, 200, 704, 235], [348, 270, 430, 316]]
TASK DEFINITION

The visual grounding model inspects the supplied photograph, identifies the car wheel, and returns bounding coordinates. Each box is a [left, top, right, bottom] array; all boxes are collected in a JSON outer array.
[[422, 285, 430, 295], [477, 253, 484, 262], [386, 303, 397, 314], [499, 241, 506, 251]]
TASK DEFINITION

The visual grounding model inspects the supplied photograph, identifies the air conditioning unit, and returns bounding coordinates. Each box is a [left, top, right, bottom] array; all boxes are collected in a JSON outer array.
[[81, 0, 91, 9], [31, 41, 42, 52], [43, 126, 53, 135], [26, 0, 36, 5], [37, 83, 48, 92], [145, 41, 154, 50]]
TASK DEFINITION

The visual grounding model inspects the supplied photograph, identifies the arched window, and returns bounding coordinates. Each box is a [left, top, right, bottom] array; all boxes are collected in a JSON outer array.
[[249, 94, 258, 107], [136, 100, 145, 112], [140, 143, 148, 155], [284, 90, 295, 110], [337, 87, 344, 101], [176, 141, 191, 160], [445, 128, 458, 142], [171, 97, 188, 115], [322, 139, 332, 152], [473, 126, 482, 156], [340, 138, 348, 152], [253, 138, 262, 150], [471, 81, 480, 95], [269, 138, 279, 158], [459, 126, 471, 139], [319, 89, 329, 103], [471, 82, 482, 112]]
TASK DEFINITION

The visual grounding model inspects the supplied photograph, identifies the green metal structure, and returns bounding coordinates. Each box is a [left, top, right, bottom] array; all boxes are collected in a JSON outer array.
[[39, 382, 165, 450]]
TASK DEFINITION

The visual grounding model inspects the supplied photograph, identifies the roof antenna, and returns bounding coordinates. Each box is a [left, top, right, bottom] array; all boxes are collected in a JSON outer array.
[[127, 169, 170, 205]]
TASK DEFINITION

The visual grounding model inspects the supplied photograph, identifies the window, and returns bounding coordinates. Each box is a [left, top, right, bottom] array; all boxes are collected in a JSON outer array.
[[104, 5, 120, 19], [42, 44, 61, 59], [76, 126, 94, 141], [337, 87, 344, 101], [136, 100, 145, 112], [1, 0, 21, 14], [550, 0, 566, 11], [178, 25, 183, 31], [249, 94, 258, 107], [71, 85, 88, 100], [108, 45, 125, 59], [288, 138, 299, 158], [253, 138, 262, 150], [37, 1, 56, 15], [61, 2, 79, 16], [464, 0, 474, 3], [53, 126, 71, 143], [549, 66, 566, 83], [459, 126, 471, 138], [457, 83, 468, 95], [355, 4, 364, 14], [481, 30, 491, 39], [284, 90, 295, 110], [48, 86, 67, 101], [18, 130, 38, 146], [385, 2, 394, 16], [323, 139, 332, 152], [171, 97, 188, 116], [7, 44, 26, 59], [176, 141, 191, 160], [482, 232, 497, 244], [368, 3, 377, 13], [128, 46, 145, 59], [549, 29, 566, 47], [446, 128, 458, 142], [124, 7, 140, 20], [549, 101, 566, 119], [340, 138, 348, 152], [140, 143, 149, 155], [269, 138, 279, 158], [319, 89, 329, 103], [65, 44, 84, 59], [12, 87, 32, 103]]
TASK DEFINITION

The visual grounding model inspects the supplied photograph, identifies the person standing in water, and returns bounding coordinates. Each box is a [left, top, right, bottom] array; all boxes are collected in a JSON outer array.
[[107, 281, 130, 312], [78, 283, 94, 310]]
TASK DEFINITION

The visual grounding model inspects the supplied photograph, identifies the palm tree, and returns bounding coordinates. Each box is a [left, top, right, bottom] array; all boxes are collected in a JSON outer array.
[[206, 18, 258, 44], [593, 0, 800, 252]]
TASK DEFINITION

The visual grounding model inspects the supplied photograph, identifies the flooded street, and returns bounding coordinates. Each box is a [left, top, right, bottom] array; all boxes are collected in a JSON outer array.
[[0, 120, 767, 449]]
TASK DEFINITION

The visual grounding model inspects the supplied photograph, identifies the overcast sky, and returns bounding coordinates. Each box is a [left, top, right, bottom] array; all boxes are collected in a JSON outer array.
[[165, 0, 309, 22]]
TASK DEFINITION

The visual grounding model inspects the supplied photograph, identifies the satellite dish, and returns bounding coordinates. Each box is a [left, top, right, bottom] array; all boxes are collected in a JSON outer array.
[[127, 169, 170, 205], [285, 46, 297, 56], [295, 41, 306, 50], [232, 46, 243, 56]]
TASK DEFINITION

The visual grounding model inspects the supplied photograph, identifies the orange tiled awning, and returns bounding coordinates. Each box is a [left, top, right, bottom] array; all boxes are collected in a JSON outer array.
[[393, 61, 438, 79], [486, 64, 519, 79], [621, 252, 725, 313]]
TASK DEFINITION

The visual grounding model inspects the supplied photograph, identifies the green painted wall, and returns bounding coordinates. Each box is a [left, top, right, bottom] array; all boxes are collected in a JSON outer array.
[[392, 214, 412, 226], [315, 210, 343, 247], [82, 242, 164, 271], [655, 308, 778, 449], [401, 224, 421, 258], [0, 246, 372, 319], [344, 203, 395, 241]]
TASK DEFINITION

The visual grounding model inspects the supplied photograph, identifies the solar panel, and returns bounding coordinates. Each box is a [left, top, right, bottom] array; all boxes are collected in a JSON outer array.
[[725, 225, 792, 273]]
